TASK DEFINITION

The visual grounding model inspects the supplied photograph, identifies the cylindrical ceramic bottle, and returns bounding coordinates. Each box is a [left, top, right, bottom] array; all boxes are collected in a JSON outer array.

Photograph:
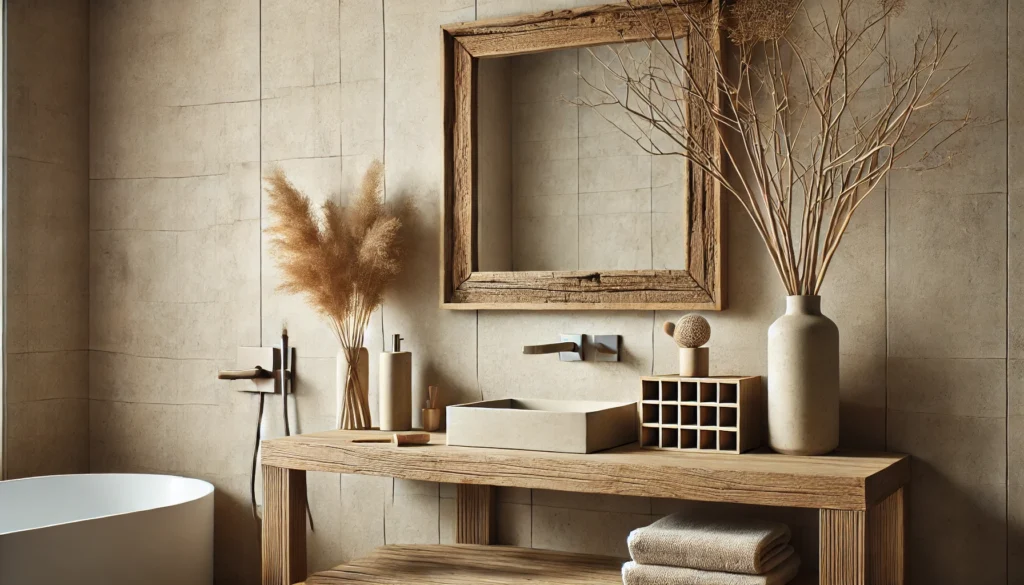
[[379, 334, 412, 431], [767, 295, 839, 455]]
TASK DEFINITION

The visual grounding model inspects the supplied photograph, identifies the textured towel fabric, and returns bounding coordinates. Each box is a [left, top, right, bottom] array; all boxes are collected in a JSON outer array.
[[627, 514, 792, 574], [621, 554, 801, 585]]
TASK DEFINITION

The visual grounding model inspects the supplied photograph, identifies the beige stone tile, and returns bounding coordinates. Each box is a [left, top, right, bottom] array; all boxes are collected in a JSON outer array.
[[513, 101, 578, 143], [7, 293, 88, 353], [652, 156, 686, 215], [497, 502, 533, 547], [533, 490, 650, 514], [7, 351, 89, 404], [305, 472, 346, 573], [90, 297, 239, 361], [532, 506, 653, 557], [90, 0, 259, 108], [1013, 0, 1024, 361], [578, 212, 652, 271], [8, 0, 88, 112], [90, 100, 260, 179], [91, 162, 260, 231], [887, 410, 1005, 488], [439, 496, 457, 545], [498, 487, 532, 505], [513, 215, 579, 270], [7, 222, 88, 298], [340, 474, 387, 561], [395, 479, 440, 497], [514, 193, 579, 219], [261, 0, 340, 92], [514, 137, 578, 165], [90, 351, 222, 406], [888, 192, 1006, 359], [511, 49, 578, 105], [341, 79, 385, 157], [1012, 359, 1024, 417], [477, 0, 576, 19], [888, 357, 1006, 418], [652, 213, 687, 270], [385, 493, 441, 544], [340, 0, 384, 83], [383, 0, 479, 420], [579, 189, 651, 215], [8, 157, 88, 231], [907, 468, 1005, 585], [513, 158, 578, 200], [579, 156, 651, 194], [5, 399, 89, 479], [1011, 484, 1024, 585], [261, 84, 342, 162], [887, 0, 1004, 198], [477, 311, 653, 403], [203, 472, 261, 585]]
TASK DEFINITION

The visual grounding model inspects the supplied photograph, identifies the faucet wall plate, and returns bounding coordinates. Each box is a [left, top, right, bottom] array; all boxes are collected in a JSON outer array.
[[234, 347, 294, 393], [593, 335, 620, 362], [559, 334, 583, 362]]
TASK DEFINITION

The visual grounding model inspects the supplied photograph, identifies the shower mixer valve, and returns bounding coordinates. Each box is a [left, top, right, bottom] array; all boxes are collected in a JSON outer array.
[[218, 345, 295, 394]]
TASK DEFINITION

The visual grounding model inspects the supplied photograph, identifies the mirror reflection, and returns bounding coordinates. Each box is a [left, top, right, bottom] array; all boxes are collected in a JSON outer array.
[[475, 43, 689, 273]]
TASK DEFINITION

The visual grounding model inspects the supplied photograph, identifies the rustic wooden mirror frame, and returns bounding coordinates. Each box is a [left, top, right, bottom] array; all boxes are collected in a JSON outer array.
[[441, 2, 724, 310]]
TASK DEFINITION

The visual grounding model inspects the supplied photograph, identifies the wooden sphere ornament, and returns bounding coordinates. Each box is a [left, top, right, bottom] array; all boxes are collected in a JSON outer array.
[[663, 315, 711, 377]]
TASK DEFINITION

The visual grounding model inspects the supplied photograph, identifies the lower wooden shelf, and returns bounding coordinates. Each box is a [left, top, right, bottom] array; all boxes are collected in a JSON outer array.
[[299, 544, 817, 585]]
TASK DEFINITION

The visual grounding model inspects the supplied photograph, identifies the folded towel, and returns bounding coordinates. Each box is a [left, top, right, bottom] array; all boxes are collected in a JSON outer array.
[[621, 554, 801, 585], [627, 514, 792, 574]]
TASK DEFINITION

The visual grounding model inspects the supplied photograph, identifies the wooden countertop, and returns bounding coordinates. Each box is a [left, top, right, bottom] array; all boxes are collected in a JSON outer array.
[[262, 430, 909, 511]]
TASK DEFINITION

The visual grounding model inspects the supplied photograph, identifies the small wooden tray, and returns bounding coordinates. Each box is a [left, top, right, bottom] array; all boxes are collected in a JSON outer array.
[[639, 375, 761, 454]]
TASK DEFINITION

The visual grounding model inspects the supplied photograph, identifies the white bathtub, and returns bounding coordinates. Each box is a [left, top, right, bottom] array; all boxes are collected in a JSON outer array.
[[0, 473, 214, 585]]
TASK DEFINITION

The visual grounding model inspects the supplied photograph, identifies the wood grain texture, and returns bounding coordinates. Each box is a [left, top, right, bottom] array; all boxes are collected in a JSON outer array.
[[306, 544, 624, 584], [441, 1, 724, 310], [262, 430, 909, 510], [447, 270, 714, 310], [262, 465, 307, 585], [301, 544, 820, 585], [443, 1, 705, 57], [456, 484, 496, 544], [820, 487, 905, 585]]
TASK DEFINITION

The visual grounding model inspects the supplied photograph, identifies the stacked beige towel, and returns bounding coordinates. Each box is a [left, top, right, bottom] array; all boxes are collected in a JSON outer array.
[[622, 514, 801, 585]]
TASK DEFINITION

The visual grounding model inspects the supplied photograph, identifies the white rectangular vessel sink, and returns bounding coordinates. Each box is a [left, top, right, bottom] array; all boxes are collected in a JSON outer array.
[[446, 398, 637, 454]]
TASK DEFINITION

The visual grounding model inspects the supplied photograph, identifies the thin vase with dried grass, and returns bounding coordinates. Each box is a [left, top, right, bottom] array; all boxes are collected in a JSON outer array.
[[579, 0, 969, 454], [265, 161, 403, 430]]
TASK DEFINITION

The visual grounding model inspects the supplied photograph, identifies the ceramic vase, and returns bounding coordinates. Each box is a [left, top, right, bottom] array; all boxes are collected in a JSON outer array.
[[337, 347, 370, 430], [767, 295, 839, 455]]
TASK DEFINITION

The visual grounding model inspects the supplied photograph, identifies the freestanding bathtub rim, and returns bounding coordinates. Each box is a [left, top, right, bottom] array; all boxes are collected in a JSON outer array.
[[0, 473, 215, 536]]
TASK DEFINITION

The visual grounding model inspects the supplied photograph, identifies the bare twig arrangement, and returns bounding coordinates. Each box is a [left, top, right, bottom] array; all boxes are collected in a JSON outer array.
[[265, 161, 403, 429], [577, 0, 970, 294]]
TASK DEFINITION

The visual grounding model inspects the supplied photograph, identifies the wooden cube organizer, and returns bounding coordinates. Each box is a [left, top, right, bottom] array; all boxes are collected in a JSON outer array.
[[639, 375, 761, 454]]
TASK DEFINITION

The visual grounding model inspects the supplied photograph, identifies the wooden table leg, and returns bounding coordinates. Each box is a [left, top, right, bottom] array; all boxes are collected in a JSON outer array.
[[819, 487, 905, 585], [262, 465, 307, 585], [456, 484, 496, 544]]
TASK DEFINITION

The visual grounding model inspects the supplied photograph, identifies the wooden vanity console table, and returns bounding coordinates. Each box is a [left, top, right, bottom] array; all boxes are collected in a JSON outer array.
[[261, 430, 909, 585]]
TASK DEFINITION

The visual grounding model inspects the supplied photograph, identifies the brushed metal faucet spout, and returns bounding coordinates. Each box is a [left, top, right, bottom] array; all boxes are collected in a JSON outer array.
[[522, 341, 578, 355]]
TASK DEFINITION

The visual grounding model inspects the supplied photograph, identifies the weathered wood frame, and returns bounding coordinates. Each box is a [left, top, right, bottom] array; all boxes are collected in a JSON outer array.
[[441, 1, 725, 310]]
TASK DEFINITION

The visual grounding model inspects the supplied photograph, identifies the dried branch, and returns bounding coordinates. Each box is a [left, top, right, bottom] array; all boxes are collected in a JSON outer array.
[[576, 0, 970, 295]]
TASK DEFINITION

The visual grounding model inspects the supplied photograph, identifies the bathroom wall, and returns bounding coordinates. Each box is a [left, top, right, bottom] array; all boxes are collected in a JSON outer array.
[[5, 0, 90, 479], [86, 1, 1019, 584]]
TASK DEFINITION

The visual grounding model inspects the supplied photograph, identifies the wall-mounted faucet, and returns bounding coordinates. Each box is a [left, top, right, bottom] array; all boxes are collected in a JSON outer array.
[[522, 334, 621, 362], [523, 334, 583, 361]]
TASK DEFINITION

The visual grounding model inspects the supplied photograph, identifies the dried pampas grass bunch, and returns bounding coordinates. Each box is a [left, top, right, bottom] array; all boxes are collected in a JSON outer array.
[[265, 161, 403, 429]]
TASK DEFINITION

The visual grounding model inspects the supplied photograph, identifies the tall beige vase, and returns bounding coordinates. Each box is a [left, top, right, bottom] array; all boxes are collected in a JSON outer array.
[[767, 295, 839, 455]]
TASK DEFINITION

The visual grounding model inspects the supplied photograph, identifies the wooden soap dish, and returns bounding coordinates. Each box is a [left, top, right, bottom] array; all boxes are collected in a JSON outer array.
[[639, 375, 761, 454]]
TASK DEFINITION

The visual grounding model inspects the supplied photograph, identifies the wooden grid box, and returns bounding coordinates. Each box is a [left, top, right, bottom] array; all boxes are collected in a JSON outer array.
[[639, 375, 762, 454]]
